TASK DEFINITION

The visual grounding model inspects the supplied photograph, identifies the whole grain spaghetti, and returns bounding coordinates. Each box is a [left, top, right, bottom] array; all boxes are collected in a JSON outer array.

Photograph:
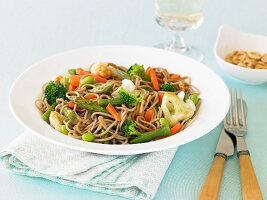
[[35, 62, 200, 144]]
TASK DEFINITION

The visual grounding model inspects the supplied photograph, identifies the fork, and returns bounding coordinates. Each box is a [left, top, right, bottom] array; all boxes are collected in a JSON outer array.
[[224, 89, 263, 200]]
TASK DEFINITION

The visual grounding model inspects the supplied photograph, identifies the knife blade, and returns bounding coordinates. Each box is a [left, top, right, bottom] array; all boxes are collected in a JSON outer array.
[[215, 129, 235, 158]]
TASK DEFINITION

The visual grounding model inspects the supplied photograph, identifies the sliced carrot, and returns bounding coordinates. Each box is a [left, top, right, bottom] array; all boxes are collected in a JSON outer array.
[[84, 93, 98, 100], [69, 84, 77, 91], [106, 103, 121, 121], [158, 92, 164, 104], [70, 75, 83, 87], [170, 74, 181, 80], [156, 122, 182, 140], [147, 67, 160, 91], [170, 122, 182, 135], [94, 75, 107, 83], [76, 68, 90, 75], [67, 101, 80, 110], [144, 108, 153, 122]]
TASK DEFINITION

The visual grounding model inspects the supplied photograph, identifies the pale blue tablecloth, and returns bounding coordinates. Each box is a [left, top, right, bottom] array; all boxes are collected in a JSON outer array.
[[0, 0, 266, 199]]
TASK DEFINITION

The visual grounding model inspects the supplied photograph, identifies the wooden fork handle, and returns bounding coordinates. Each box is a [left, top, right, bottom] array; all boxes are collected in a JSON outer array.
[[238, 152, 263, 200], [198, 154, 226, 200]]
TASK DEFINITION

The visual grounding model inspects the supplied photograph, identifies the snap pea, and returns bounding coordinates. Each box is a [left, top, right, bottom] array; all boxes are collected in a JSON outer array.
[[42, 102, 57, 123], [129, 126, 170, 144]]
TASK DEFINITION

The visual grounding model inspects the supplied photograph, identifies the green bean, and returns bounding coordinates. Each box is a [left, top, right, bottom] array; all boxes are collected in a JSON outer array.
[[42, 102, 57, 123], [97, 98, 122, 106], [129, 126, 170, 144]]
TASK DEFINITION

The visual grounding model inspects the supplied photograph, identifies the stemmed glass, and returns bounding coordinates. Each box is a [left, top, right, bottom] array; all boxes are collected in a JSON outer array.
[[155, 0, 206, 62]]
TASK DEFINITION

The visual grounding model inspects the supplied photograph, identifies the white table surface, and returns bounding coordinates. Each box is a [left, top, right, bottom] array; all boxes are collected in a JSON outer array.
[[1, 0, 267, 199]]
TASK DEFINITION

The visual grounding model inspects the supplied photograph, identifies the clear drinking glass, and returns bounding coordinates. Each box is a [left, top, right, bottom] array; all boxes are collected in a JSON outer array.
[[155, 0, 206, 62]]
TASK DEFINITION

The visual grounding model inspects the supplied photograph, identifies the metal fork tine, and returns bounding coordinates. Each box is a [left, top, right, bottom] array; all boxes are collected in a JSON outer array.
[[240, 90, 247, 127], [232, 89, 239, 126], [229, 89, 234, 125]]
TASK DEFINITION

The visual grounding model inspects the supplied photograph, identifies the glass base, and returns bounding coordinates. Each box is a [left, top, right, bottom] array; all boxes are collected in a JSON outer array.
[[155, 43, 204, 62]]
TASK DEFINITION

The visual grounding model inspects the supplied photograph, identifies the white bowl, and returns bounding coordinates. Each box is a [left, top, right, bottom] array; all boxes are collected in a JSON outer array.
[[9, 45, 229, 155], [214, 24, 267, 85]]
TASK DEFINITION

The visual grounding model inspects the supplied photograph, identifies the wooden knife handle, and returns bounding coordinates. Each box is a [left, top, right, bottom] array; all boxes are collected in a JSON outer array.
[[238, 152, 263, 200], [198, 154, 226, 200]]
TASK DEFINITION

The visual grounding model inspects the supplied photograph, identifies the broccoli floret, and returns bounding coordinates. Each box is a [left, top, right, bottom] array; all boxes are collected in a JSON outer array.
[[160, 83, 176, 92], [122, 120, 141, 137], [118, 88, 141, 106], [44, 81, 67, 105], [127, 64, 149, 81]]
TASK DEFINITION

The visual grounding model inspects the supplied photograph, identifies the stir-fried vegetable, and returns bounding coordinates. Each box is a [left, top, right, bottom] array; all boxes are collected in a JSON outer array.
[[127, 64, 149, 81], [122, 120, 141, 137], [147, 67, 160, 91], [62, 107, 76, 121], [79, 75, 95, 86], [108, 65, 131, 80], [161, 92, 196, 127], [89, 82, 114, 94], [42, 102, 57, 122], [129, 126, 170, 144], [44, 81, 67, 105], [118, 88, 141, 106], [49, 111, 64, 131], [106, 103, 121, 121], [161, 83, 176, 92], [98, 98, 122, 106], [75, 99, 107, 113], [82, 132, 95, 142]]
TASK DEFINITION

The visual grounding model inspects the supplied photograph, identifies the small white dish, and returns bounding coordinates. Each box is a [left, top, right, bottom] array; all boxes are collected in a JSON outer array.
[[215, 24, 267, 85], [9, 45, 229, 155]]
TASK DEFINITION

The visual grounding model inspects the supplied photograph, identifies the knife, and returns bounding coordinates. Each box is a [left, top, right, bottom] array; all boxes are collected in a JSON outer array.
[[198, 129, 234, 200]]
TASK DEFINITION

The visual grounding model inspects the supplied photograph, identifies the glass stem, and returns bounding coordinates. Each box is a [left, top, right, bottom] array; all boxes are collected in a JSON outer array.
[[168, 32, 187, 52]]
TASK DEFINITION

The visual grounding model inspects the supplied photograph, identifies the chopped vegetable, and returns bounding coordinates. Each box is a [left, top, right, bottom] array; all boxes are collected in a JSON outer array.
[[170, 122, 182, 135], [189, 94, 199, 105], [84, 93, 98, 100], [144, 109, 153, 122], [170, 74, 180, 80], [68, 69, 76, 75], [147, 67, 159, 91], [98, 98, 122, 106], [161, 92, 196, 126], [122, 120, 141, 137], [76, 68, 89, 75], [161, 83, 176, 92], [42, 102, 57, 123], [121, 79, 136, 92], [79, 75, 95, 86], [68, 84, 76, 91], [118, 88, 141, 106], [70, 75, 83, 87], [89, 82, 114, 94], [158, 92, 164, 104], [160, 118, 170, 127], [94, 75, 107, 83], [49, 111, 64, 131], [106, 103, 121, 121], [62, 107, 76, 121], [64, 76, 70, 89], [82, 132, 95, 142], [67, 101, 80, 110], [60, 125, 68, 135], [108, 65, 131, 80], [129, 126, 170, 144], [127, 64, 149, 81], [44, 81, 67, 105], [75, 99, 107, 113]]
